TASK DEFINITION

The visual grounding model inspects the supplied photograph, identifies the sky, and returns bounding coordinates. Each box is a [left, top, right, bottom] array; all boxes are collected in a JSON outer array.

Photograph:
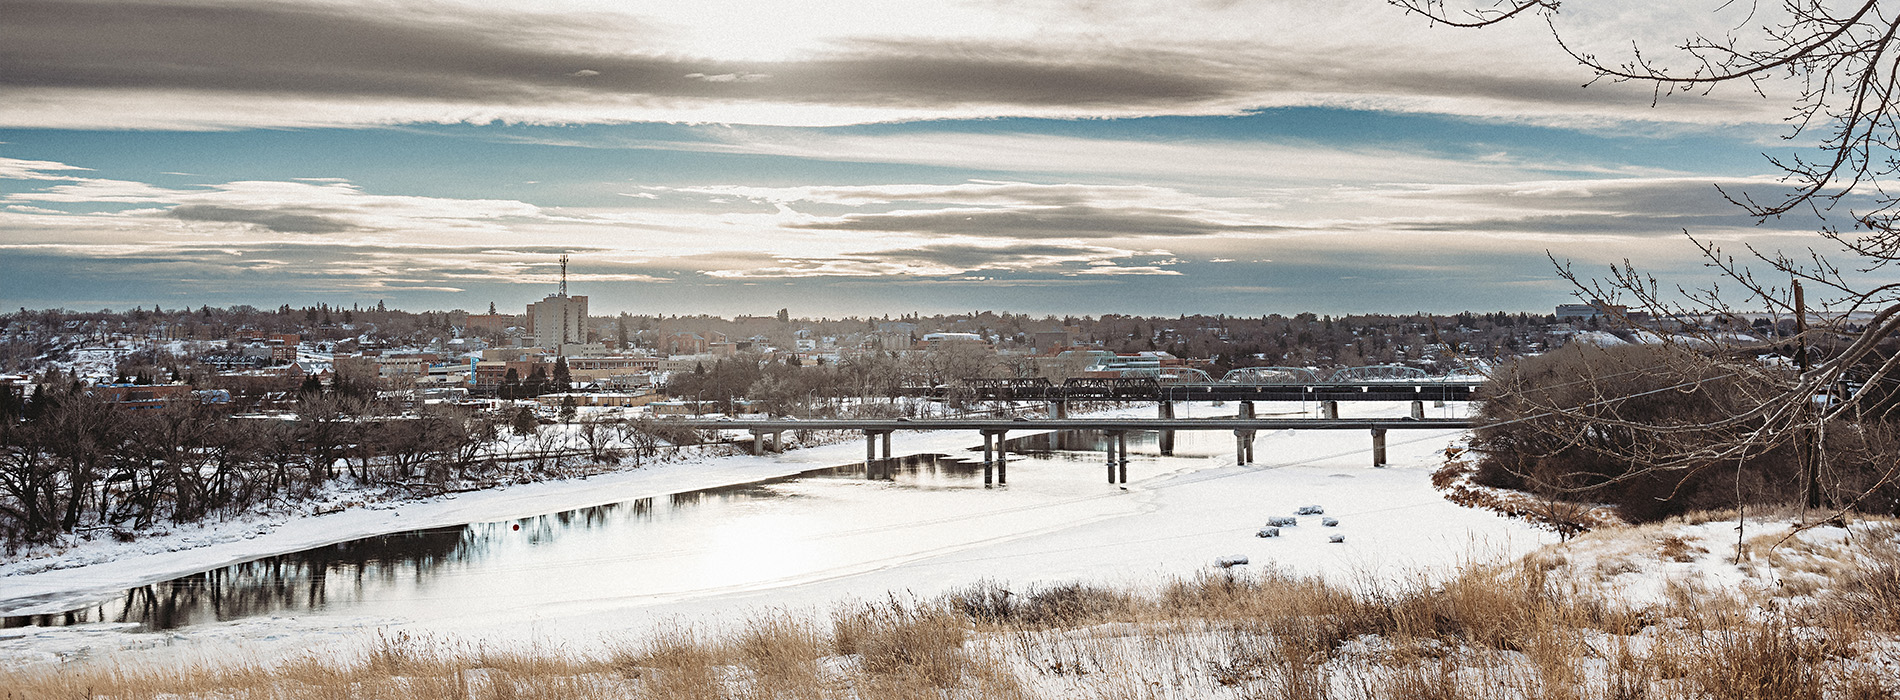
[[0, 0, 1853, 317]]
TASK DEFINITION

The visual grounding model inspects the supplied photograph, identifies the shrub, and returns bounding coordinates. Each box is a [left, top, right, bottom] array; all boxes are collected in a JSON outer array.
[[1471, 343, 1814, 522]]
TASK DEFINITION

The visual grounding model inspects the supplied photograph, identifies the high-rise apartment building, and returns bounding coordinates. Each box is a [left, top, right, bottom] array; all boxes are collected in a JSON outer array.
[[526, 255, 588, 354], [528, 293, 588, 351]]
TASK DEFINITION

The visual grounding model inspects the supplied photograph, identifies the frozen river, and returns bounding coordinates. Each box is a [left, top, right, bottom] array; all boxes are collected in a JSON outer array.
[[0, 402, 1551, 666]]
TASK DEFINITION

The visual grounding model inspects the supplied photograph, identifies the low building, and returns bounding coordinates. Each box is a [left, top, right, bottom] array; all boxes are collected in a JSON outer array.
[[88, 383, 196, 410], [647, 399, 719, 415], [462, 313, 518, 336], [1556, 301, 1628, 320], [532, 391, 661, 409]]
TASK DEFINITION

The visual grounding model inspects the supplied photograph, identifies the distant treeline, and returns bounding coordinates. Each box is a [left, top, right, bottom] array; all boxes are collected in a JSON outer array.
[[0, 375, 705, 549], [3, 304, 1603, 376]]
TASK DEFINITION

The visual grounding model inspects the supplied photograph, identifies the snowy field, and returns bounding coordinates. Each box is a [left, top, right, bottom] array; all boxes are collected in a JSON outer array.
[[0, 401, 1555, 668]]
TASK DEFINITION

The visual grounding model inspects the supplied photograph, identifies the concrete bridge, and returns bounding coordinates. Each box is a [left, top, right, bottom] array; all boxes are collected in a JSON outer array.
[[898, 377, 1483, 402], [663, 408, 1473, 483]]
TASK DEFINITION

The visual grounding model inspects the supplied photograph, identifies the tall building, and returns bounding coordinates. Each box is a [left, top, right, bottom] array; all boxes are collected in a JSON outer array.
[[527, 255, 588, 353]]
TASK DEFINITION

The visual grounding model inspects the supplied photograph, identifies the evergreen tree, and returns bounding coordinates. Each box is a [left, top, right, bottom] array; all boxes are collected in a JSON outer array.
[[552, 358, 572, 391], [499, 367, 520, 400], [526, 365, 549, 397], [511, 405, 538, 436], [559, 395, 578, 423]]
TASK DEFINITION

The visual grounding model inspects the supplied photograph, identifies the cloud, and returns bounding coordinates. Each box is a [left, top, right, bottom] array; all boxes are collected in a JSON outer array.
[[0, 156, 92, 180], [658, 181, 1292, 240], [0, 0, 1786, 129], [1, 161, 551, 236], [794, 205, 1288, 239], [1349, 177, 1837, 237], [0, 1, 1248, 126], [166, 204, 357, 234]]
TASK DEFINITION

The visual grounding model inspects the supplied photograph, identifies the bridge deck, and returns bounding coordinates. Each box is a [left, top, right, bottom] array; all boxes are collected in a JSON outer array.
[[663, 417, 1474, 431], [898, 381, 1483, 401]]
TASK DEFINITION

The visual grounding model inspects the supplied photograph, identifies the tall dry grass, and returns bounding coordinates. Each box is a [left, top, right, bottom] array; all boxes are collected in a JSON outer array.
[[7, 525, 1900, 699]]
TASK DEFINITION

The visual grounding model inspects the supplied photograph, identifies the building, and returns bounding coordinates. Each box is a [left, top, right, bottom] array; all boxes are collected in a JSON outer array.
[[662, 331, 728, 355], [462, 313, 518, 336], [528, 294, 589, 351], [525, 254, 589, 354], [88, 383, 195, 410], [566, 355, 662, 389], [1028, 330, 1074, 354], [1556, 301, 1628, 320], [472, 358, 554, 392]]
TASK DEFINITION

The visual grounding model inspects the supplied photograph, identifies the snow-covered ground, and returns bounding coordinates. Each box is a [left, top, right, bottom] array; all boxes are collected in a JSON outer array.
[[0, 400, 1554, 668]]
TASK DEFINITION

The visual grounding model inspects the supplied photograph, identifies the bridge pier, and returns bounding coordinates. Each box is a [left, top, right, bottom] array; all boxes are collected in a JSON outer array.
[[1105, 431, 1118, 482], [1235, 402, 1256, 465], [865, 430, 896, 478], [1371, 427, 1388, 468], [1411, 400, 1425, 420], [752, 430, 765, 456], [1117, 431, 1129, 483], [994, 430, 1007, 484], [1157, 402, 1176, 455], [1322, 400, 1339, 420], [981, 431, 1001, 485]]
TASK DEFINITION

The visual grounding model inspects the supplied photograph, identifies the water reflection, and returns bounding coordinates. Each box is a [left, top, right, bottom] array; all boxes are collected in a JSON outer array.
[[3, 451, 1009, 631]]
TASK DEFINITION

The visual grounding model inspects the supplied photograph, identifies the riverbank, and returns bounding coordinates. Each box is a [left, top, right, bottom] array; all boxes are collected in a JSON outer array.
[[7, 512, 1893, 699], [0, 400, 1523, 670]]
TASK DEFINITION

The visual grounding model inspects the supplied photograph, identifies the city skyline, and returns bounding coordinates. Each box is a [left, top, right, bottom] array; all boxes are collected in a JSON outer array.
[[0, 0, 1836, 316]]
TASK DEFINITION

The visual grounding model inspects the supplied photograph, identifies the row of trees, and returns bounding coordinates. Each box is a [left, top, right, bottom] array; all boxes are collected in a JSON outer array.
[[0, 376, 698, 548]]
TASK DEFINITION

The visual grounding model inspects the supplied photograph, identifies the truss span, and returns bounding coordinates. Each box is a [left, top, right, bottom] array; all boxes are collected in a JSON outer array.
[[1221, 367, 1323, 384], [1328, 365, 1429, 382]]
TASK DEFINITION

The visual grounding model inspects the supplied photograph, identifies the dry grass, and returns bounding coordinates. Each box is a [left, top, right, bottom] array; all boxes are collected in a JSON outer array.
[[8, 518, 1900, 699]]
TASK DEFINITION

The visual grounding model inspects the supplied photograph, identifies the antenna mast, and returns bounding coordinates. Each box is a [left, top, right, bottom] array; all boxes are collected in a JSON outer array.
[[559, 254, 569, 297]]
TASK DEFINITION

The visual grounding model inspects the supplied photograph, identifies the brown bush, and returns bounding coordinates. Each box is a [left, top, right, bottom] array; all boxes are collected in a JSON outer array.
[[1471, 343, 1819, 522]]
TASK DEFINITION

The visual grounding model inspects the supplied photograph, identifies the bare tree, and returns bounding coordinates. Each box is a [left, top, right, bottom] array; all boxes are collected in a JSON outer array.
[[1396, 0, 1900, 516]]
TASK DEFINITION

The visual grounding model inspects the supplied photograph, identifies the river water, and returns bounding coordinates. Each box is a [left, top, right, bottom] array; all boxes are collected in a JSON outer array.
[[4, 428, 1220, 633]]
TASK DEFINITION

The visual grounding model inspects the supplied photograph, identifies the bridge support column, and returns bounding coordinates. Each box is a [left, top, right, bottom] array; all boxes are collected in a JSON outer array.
[[1411, 400, 1425, 420], [882, 431, 893, 460], [1105, 431, 1118, 482], [865, 431, 877, 475], [1158, 402, 1176, 456], [773, 431, 785, 453], [981, 431, 994, 485], [1323, 401, 1339, 420], [1371, 427, 1388, 468], [1237, 402, 1256, 465], [996, 431, 1007, 484], [1109, 429, 1124, 483], [752, 430, 765, 456]]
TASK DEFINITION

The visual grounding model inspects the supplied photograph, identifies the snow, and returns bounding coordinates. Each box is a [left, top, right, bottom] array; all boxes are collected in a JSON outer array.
[[1524, 513, 1899, 607], [0, 400, 1558, 669]]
